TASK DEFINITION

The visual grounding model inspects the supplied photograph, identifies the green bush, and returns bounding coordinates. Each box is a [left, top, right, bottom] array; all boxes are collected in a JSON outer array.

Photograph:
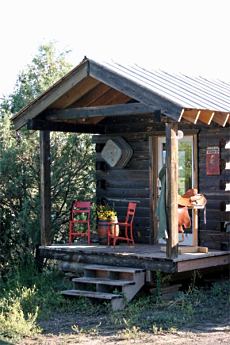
[[0, 262, 107, 342], [0, 43, 96, 279], [0, 286, 40, 341]]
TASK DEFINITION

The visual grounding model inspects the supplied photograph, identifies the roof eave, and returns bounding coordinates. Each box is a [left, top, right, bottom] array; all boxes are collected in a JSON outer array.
[[12, 58, 90, 130]]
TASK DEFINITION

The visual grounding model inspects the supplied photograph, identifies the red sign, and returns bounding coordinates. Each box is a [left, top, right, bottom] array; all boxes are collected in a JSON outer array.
[[206, 146, 220, 175]]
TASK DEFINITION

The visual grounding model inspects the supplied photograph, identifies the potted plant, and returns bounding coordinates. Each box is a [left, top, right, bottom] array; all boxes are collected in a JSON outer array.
[[97, 204, 119, 244]]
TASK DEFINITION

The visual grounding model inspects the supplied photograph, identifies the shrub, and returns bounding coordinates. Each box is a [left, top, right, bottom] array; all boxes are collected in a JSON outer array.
[[0, 286, 40, 341]]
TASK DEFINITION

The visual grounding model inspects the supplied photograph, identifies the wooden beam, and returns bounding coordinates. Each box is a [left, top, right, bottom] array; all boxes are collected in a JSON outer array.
[[40, 131, 51, 245], [212, 112, 230, 127], [89, 59, 182, 121], [39, 246, 177, 272], [27, 119, 106, 134], [176, 254, 230, 272], [182, 109, 230, 127], [181, 109, 201, 124], [44, 103, 160, 121], [93, 123, 163, 134], [198, 110, 215, 125], [12, 60, 89, 130], [178, 108, 184, 122], [166, 123, 178, 258]]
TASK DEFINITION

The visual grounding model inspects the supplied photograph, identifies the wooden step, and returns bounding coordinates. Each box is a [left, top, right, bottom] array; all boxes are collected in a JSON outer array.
[[72, 277, 135, 286], [82, 264, 145, 273], [61, 289, 123, 300], [61, 265, 146, 311], [61, 289, 124, 310]]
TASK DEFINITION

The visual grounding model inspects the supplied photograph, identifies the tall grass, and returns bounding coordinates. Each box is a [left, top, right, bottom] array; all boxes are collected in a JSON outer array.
[[0, 260, 67, 342]]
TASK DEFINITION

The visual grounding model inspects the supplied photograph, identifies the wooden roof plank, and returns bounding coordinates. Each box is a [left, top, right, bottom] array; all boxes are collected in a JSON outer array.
[[73, 82, 111, 107], [50, 77, 100, 108], [88, 88, 130, 107]]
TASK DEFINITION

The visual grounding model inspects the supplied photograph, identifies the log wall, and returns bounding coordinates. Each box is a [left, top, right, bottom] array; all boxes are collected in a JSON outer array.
[[94, 133, 152, 243], [198, 127, 230, 249], [93, 124, 230, 249]]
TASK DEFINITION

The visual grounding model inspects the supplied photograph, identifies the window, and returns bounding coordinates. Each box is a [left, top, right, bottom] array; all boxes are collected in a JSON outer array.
[[158, 135, 194, 194]]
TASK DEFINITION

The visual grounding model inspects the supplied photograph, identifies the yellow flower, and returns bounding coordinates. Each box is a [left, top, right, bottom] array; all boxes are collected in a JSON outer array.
[[97, 204, 117, 221]]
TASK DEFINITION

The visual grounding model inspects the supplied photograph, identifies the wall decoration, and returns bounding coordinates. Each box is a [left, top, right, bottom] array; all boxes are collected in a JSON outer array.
[[206, 146, 220, 175], [101, 137, 133, 168]]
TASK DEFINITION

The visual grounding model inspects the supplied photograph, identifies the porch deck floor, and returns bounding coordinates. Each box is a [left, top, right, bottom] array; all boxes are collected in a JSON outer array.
[[40, 243, 230, 273]]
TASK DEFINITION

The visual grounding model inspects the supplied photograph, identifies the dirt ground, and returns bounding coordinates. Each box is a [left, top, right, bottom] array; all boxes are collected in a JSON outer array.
[[19, 314, 230, 345], [14, 276, 230, 345], [20, 328, 230, 345]]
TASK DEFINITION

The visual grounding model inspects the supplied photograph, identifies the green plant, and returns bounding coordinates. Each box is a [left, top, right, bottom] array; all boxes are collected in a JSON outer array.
[[0, 42, 96, 278], [72, 321, 101, 335], [0, 261, 108, 342], [190, 270, 202, 290], [109, 279, 230, 334], [118, 324, 141, 340], [155, 271, 162, 301], [0, 287, 40, 341]]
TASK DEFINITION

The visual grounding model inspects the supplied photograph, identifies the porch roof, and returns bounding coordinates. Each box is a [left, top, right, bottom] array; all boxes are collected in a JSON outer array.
[[12, 57, 230, 131]]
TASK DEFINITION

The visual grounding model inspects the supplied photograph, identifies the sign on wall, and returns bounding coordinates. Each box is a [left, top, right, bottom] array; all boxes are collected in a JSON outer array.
[[206, 146, 220, 175]]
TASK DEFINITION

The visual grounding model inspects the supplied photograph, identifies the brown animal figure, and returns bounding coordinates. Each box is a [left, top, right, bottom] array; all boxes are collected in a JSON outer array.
[[178, 206, 191, 241]]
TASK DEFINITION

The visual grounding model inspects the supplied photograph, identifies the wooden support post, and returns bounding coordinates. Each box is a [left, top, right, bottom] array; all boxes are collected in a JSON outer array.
[[40, 130, 51, 245], [150, 136, 159, 244], [192, 208, 198, 247], [166, 123, 178, 258]]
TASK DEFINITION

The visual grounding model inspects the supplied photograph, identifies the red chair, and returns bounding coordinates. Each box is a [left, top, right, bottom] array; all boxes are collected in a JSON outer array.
[[69, 201, 91, 244], [107, 202, 137, 246]]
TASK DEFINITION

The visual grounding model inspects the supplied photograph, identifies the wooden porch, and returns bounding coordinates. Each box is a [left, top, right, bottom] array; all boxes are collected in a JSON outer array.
[[40, 243, 230, 273]]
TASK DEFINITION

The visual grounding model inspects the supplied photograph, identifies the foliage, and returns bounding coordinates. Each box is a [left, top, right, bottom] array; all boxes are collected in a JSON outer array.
[[0, 263, 106, 342], [96, 204, 117, 221], [0, 42, 96, 279], [0, 287, 40, 341], [178, 141, 192, 195]]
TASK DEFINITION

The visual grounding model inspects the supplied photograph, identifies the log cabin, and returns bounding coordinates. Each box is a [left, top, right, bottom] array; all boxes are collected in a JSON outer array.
[[11, 58, 230, 308]]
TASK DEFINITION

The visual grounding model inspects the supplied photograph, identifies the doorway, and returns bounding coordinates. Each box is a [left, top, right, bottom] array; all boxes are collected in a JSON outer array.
[[156, 134, 197, 245]]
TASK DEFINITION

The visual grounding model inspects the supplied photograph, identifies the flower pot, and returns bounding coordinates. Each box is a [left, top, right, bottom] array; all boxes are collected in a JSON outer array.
[[97, 218, 119, 245], [97, 220, 108, 245]]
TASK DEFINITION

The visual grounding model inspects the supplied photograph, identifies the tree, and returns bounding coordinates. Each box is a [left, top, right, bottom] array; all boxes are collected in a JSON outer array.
[[0, 43, 96, 278], [1, 43, 72, 113]]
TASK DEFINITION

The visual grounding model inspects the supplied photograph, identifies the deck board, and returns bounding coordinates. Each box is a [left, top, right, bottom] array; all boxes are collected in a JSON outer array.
[[40, 244, 230, 273]]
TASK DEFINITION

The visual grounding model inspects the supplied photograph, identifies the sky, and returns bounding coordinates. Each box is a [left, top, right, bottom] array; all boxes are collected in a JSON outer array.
[[0, 0, 229, 98]]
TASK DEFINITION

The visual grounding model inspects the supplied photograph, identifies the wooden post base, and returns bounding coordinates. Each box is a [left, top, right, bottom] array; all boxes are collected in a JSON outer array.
[[161, 246, 208, 254]]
